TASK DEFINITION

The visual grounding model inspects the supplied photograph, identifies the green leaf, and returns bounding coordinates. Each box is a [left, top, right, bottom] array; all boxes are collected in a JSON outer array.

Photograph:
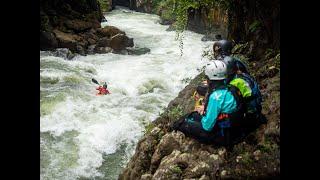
[[249, 20, 261, 33]]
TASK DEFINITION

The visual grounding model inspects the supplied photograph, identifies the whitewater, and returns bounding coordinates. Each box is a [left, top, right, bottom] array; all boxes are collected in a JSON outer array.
[[40, 8, 213, 180]]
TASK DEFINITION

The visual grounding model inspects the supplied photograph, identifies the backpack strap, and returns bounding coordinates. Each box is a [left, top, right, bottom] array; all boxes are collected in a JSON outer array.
[[234, 58, 250, 75], [228, 84, 244, 106]]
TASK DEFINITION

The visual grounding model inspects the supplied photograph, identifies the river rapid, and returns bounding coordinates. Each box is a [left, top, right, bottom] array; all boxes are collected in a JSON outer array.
[[40, 7, 213, 180]]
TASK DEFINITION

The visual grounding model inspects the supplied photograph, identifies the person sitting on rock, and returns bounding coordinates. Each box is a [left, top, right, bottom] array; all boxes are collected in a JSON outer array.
[[193, 84, 208, 112], [213, 39, 249, 75], [171, 60, 244, 146], [96, 82, 111, 95], [224, 59, 267, 134]]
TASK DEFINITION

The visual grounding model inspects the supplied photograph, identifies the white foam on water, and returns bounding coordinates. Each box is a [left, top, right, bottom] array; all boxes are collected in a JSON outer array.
[[40, 7, 213, 180]]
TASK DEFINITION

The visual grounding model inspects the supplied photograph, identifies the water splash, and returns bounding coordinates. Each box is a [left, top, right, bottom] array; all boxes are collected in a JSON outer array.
[[40, 8, 213, 180]]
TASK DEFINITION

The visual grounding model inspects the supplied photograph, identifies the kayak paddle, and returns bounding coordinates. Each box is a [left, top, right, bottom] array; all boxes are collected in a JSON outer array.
[[92, 78, 100, 85]]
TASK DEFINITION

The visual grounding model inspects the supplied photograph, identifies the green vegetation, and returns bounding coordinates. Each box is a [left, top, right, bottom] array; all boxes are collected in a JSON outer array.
[[144, 122, 155, 134], [258, 137, 278, 153], [98, 0, 110, 12], [155, 0, 231, 55], [181, 77, 192, 84], [241, 152, 254, 165], [232, 42, 249, 54], [40, 14, 50, 31], [201, 48, 214, 61], [248, 20, 262, 33], [156, 0, 227, 32], [167, 105, 184, 121], [170, 165, 183, 174]]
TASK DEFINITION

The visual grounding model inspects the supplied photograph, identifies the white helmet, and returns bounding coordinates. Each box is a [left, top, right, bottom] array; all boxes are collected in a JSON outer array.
[[205, 60, 227, 80]]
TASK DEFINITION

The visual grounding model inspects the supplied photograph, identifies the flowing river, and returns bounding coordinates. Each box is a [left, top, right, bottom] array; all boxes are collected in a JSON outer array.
[[40, 7, 213, 180]]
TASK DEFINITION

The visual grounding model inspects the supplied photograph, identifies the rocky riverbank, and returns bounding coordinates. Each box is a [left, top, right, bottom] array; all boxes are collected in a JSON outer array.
[[118, 45, 280, 179], [40, 0, 137, 55]]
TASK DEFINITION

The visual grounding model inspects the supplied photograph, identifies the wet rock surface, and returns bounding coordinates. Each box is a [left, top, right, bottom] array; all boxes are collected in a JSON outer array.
[[40, 0, 134, 55], [119, 47, 280, 180]]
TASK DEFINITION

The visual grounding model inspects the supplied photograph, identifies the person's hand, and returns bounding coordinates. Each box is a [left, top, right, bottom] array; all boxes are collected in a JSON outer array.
[[195, 105, 205, 115], [202, 80, 208, 85], [194, 93, 199, 101]]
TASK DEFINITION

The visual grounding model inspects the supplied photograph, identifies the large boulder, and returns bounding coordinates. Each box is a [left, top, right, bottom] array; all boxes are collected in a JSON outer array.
[[87, 45, 96, 54], [87, 38, 97, 45], [127, 47, 151, 55], [96, 26, 126, 38], [94, 46, 112, 54], [150, 132, 184, 173], [152, 149, 220, 179], [53, 48, 75, 60], [159, 18, 174, 25], [53, 29, 82, 52], [109, 34, 134, 52], [79, 29, 99, 45], [40, 0, 103, 53], [64, 19, 96, 32], [40, 31, 58, 50], [97, 37, 111, 47]]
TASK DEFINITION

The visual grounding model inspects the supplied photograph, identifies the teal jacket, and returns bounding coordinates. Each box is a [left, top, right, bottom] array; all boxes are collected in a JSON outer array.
[[201, 88, 237, 131]]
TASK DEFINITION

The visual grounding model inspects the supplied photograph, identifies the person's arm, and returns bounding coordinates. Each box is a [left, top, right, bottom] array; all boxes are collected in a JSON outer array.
[[195, 105, 204, 114], [201, 91, 222, 131]]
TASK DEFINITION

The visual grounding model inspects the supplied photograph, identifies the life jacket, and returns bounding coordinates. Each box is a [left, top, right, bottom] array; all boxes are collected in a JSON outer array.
[[192, 91, 205, 109], [234, 73, 262, 114], [210, 84, 245, 137], [96, 86, 110, 95], [192, 84, 208, 109]]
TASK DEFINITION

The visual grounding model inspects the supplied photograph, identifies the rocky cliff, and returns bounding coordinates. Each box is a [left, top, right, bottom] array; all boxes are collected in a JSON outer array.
[[114, 2, 280, 178], [118, 44, 280, 179], [40, 0, 135, 55]]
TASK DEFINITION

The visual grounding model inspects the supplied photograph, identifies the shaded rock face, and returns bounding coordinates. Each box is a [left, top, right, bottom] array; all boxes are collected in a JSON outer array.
[[109, 34, 134, 52], [119, 130, 224, 180], [64, 19, 100, 32], [97, 37, 111, 47], [187, 7, 228, 37], [52, 29, 81, 52], [40, 0, 134, 55], [113, 0, 130, 7], [154, 0, 279, 53], [201, 34, 223, 42], [40, 31, 58, 50], [227, 0, 280, 52], [127, 47, 150, 55], [112, 0, 153, 13], [119, 48, 280, 179], [134, 0, 152, 13], [96, 26, 125, 38], [40, 0, 103, 53]]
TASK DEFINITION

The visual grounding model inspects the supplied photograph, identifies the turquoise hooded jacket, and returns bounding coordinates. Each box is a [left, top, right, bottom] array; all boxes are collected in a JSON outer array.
[[201, 88, 237, 131]]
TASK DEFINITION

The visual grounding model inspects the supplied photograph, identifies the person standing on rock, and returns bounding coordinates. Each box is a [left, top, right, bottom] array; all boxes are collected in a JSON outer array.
[[172, 60, 244, 146]]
